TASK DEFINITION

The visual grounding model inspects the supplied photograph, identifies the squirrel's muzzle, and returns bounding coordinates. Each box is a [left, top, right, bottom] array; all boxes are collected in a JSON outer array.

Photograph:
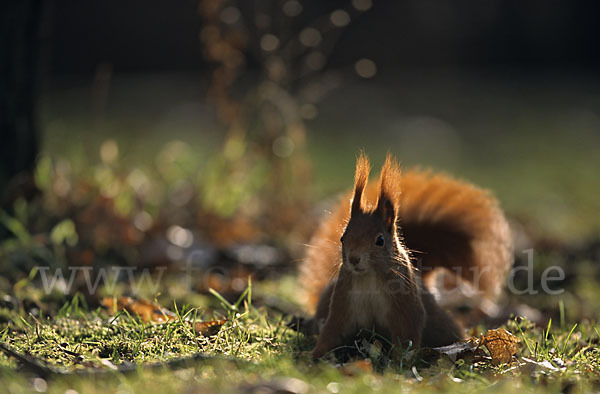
[[348, 256, 360, 267]]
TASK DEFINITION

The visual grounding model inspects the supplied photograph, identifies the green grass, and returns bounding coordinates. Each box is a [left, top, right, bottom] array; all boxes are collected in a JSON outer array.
[[1, 276, 599, 393]]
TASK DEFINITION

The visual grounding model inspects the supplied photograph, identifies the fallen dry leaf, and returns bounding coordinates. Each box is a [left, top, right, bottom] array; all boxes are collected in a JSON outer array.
[[101, 296, 177, 323], [338, 359, 373, 376], [194, 319, 227, 336], [419, 328, 521, 366], [102, 296, 226, 336], [481, 328, 521, 365], [430, 339, 481, 362]]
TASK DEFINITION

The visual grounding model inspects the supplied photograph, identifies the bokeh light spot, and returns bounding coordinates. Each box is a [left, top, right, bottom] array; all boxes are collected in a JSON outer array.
[[220, 6, 240, 24], [32, 377, 48, 393], [352, 0, 373, 11], [133, 211, 153, 232], [272, 136, 295, 158], [167, 225, 194, 248], [282, 0, 303, 17], [100, 139, 119, 164], [299, 28, 322, 47], [330, 10, 351, 27], [260, 34, 280, 52], [354, 58, 377, 78]]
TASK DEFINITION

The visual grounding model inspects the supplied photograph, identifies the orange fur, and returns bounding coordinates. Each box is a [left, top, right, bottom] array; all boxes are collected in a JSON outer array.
[[352, 151, 371, 213], [377, 153, 401, 209], [301, 159, 512, 310], [301, 153, 513, 356]]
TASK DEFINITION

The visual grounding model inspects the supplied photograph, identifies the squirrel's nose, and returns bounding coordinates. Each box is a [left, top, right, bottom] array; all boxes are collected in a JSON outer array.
[[349, 256, 360, 266]]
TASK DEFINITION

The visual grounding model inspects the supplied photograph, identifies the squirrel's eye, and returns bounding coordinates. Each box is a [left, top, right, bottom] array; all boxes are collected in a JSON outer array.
[[340, 235, 345, 244], [375, 234, 385, 247]]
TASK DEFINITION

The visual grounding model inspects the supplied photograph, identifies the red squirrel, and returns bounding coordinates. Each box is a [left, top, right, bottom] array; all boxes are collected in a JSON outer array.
[[301, 153, 513, 358]]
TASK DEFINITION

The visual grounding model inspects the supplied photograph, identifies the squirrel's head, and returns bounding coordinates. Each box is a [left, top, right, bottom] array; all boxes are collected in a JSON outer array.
[[340, 152, 408, 275]]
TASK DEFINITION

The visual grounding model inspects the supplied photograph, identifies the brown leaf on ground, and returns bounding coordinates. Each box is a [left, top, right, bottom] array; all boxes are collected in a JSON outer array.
[[101, 296, 176, 323], [101, 296, 226, 336], [338, 359, 373, 376], [481, 328, 521, 365], [429, 338, 482, 362], [193, 319, 227, 336], [419, 328, 521, 366]]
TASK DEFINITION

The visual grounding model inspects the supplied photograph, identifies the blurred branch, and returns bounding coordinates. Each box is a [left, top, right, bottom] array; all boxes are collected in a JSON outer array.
[[196, 0, 374, 245]]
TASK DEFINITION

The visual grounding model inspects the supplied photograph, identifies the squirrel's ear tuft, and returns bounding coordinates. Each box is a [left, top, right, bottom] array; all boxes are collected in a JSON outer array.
[[376, 153, 401, 232], [351, 151, 371, 213]]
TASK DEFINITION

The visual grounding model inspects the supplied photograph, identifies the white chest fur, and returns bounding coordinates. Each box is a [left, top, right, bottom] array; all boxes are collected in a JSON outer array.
[[347, 275, 390, 331]]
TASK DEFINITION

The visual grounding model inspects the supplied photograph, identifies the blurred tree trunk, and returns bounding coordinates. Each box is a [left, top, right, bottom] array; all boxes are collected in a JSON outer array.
[[0, 0, 42, 206]]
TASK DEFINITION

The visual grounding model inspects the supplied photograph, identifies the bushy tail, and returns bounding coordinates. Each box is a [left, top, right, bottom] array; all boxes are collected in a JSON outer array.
[[300, 169, 513, 312], [397, 170, 513, 299]]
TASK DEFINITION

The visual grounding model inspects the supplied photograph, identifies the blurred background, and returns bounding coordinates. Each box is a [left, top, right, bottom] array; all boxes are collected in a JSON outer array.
[[1, 0, 599, 323]]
